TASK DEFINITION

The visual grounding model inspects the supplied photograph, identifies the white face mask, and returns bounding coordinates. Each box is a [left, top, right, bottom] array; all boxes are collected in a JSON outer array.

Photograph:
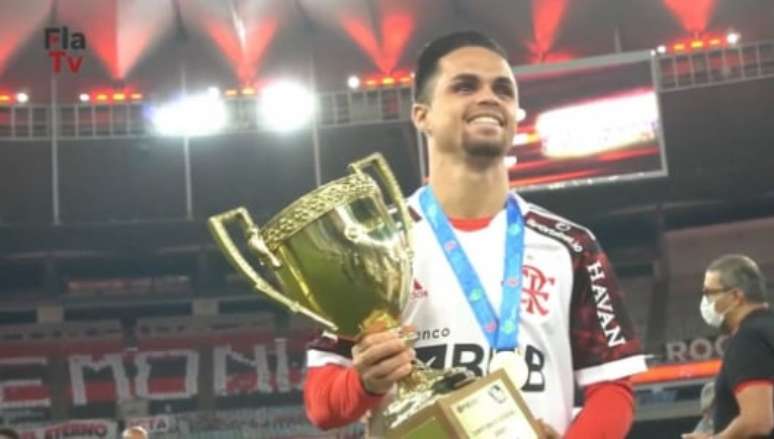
[[700, 294, 729, 328]]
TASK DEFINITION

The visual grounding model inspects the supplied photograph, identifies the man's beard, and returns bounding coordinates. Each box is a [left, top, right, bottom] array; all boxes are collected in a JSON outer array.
[[463, 138, 507, 158]]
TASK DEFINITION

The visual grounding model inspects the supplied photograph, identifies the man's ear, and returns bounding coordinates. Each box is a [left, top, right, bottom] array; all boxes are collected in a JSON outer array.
[[412, 103, 431, 136]]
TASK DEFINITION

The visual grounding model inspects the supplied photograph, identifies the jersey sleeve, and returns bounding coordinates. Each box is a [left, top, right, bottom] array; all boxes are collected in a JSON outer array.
[[725, 326, 774, 392], [306, 331, 354, 368], [569, 232, 646, 387], [304, 332, 385, 429], [564, 379, 634, 439]]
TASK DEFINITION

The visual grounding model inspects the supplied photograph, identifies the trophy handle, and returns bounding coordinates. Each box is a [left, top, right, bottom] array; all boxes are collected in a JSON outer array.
[[348, 153, 414, 250], [208, 207, 339, 332]]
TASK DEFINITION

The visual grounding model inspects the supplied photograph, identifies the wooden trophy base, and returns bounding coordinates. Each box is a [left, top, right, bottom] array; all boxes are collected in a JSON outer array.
[[386, 368, 540, 439]]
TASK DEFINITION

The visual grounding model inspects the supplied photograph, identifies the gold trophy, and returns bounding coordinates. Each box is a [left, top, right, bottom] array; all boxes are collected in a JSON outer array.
[[208, 153, 539, 438]]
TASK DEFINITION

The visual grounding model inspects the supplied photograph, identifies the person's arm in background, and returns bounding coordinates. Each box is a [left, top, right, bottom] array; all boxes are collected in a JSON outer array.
[[682, 382, 773, 439], [714, 381, 774, 437], [713, 326, 774, 438]]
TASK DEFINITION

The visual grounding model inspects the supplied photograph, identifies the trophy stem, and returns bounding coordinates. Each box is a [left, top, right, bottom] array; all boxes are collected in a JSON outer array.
[[359, 311, 435, 394], [385, 362, 475, 430], [359, 311, 477, 430], [397, 361, 444, 397], [359, 309, 474, 398], [359, 310, 401, 334]]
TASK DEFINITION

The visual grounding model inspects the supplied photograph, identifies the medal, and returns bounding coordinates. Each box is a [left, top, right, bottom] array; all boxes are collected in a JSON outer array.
[[489, 349, 529, 389]]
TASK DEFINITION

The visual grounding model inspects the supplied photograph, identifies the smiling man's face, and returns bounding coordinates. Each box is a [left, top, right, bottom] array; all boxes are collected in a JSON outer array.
[[418, 46, 518, 159]]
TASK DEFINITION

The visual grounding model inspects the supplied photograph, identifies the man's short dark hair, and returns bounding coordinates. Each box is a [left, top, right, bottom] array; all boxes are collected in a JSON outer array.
[[414, 31, 509, 104], [707, 254, 768, 303], [0, 427, 20, 439]]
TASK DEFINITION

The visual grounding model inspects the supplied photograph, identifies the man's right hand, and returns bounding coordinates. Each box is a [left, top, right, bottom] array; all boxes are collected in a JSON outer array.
[[352, 327, 415, 395]]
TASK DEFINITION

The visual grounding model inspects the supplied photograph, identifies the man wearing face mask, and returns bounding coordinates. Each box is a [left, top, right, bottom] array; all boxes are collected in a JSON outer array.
[[682, 254, 774, 439]]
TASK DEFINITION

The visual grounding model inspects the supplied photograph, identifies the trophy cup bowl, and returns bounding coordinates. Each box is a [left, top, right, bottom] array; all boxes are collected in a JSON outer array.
[[208, 153, 413, 338]]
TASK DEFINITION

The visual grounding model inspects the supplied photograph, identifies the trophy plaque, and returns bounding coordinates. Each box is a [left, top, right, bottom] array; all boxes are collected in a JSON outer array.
[[387, 369, 539, 439]]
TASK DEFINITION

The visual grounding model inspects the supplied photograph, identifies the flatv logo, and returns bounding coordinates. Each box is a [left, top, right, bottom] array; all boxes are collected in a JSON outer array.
[[44, 26, 86, 74]]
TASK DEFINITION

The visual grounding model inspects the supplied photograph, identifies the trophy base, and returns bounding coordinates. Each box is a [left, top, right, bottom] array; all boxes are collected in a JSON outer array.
[[385, 369, 540, 439]]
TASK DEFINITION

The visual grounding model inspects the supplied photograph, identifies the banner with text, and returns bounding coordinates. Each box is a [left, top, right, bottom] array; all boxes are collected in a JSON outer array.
[[0, 330, 316, 423]]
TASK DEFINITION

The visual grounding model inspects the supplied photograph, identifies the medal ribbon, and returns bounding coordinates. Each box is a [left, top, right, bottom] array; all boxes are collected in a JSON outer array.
[[419, 186, 525, 351]]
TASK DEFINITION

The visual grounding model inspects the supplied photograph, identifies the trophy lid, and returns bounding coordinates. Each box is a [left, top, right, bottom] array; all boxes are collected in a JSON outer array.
[[261, 173, 380, 251]]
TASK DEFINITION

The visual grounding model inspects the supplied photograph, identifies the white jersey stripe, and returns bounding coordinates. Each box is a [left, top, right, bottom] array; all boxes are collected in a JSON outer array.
[[307, 349, 352, 368], [574, 354, 648, 387]]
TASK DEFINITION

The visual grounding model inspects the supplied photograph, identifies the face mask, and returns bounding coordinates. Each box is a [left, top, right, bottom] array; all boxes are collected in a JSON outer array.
[[700, 294, 729, 328]]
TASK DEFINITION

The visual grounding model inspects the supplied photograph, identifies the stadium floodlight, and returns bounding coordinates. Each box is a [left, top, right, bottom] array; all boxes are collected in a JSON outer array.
[[259, 80, 316, 132], [152, 90, 227, 137], [347, 75, 360, 90]]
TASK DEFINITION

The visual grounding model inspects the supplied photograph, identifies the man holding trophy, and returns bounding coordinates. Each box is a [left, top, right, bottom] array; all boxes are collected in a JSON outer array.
[[301, 32, 647, 437]]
